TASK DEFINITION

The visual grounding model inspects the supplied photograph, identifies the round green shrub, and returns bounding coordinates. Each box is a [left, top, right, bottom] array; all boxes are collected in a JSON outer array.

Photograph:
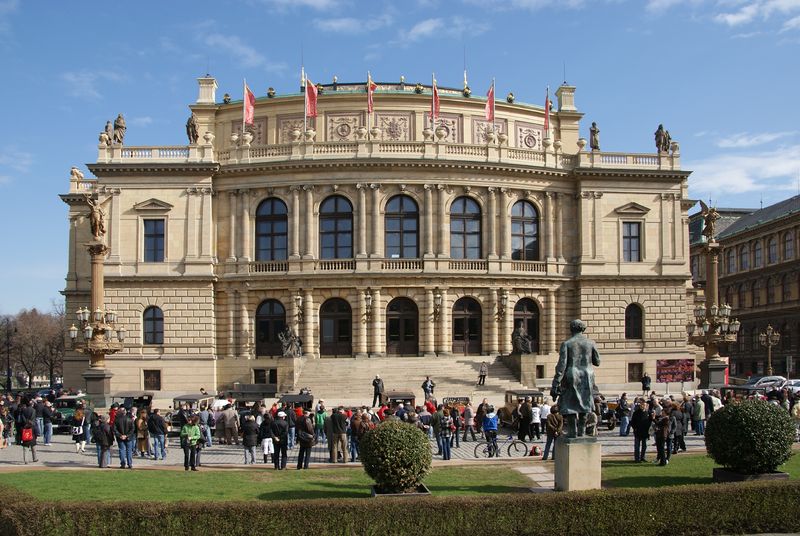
[[359, 420, 432, 493], [705, 399, 795, 474]]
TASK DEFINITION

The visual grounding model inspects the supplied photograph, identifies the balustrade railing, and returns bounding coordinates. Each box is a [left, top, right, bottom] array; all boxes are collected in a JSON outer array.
[[317, 259, 356, 271], [380, 259, 423, 271], [249, 261, 289, 273], [511, 261, 546, 273], [448, 259, 488, 271]]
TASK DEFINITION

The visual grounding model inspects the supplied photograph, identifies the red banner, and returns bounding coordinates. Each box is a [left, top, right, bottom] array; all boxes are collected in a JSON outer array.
[[305, 79, 318, 117], [656, 359, 695, 383]]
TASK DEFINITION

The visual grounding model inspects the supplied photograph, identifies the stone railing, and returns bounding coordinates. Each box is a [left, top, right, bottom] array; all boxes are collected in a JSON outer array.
[[97, 143, 215, 164], [511, 261, 547, 273], [448, 259, 489, 271], [69, 176, 97, 194], [242, 257, 551, 276], [249, 260, 289, 273], [316, 259, 356, 271], [380, 259, 423, 271]]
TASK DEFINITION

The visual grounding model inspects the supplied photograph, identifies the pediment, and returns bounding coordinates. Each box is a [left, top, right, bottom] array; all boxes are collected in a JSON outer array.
[[614, 202, 650, 215], [133, 198, 173, 212]]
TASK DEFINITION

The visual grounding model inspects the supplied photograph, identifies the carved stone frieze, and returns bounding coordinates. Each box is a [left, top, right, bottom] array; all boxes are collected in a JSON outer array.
[[327, 113, 363, 141], [425, 113, 461, 143], [471, 118, 507, 144], [516, 121, 544, 150], [374, 112, 412, 141], [278, 116, 314, 144], [231, 118, 267, 145]]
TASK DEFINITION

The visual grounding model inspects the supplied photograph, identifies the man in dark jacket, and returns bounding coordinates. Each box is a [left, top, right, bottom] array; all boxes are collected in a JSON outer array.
[[113, 407, 135, 469], [286, 405, 296, 450], [518, 397, 532, 441], [641, 373, 651, 396], [270, 411, 289, 469], [331, 406, 349, 463], [671, 405, 686, 454], [41, 401, 57, 446], [296, 411, 316, 469], [93, 414, 115, 468], [630, 399, 652, 462], [147, 409, 168, 460], [242, 415, 259, 464], [372, 375, 385, 408]]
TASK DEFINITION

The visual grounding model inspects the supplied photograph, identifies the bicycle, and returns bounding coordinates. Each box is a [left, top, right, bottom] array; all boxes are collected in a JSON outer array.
[[473, 434, 528, 458]]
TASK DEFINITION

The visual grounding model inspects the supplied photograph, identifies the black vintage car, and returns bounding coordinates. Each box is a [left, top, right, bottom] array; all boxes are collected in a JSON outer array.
[[278, 392, 314, 411]]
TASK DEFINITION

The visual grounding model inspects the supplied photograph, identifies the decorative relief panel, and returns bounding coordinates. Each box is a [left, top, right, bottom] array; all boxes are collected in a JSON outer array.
[[374, 112, 413, 141], [277, 115, 315, 143], [424, 112, 462, 143], [515, 121, 544, 150], [471, 118, 507, 144], [231, 118, 267, 145], [326, 113, 364, 141]]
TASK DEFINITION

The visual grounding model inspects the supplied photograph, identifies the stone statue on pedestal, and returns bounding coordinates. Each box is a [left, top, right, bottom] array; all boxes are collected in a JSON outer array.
[[85, 195, 106, 239], [512, 322, 535, 354], [550, 319, 600, 438], [112, 114, 126, 145], [699, 200, 719, 242], [186, 112, 199, 145], [589, 122, 600, 151], [279, 326, 303, 358]]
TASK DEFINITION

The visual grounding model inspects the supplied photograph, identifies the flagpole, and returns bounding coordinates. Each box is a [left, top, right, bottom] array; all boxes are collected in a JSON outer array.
[[302, 67, 307, 134], [431, 72, 435, 130], [492, 77, 496, 135], [367, 71, 371, 132], [242, 78, 246, 135]]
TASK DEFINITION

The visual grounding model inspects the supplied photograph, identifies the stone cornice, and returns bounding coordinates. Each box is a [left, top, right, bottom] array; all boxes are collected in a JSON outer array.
[[573, 167, 691, 180], [87, 162, 220, 176]]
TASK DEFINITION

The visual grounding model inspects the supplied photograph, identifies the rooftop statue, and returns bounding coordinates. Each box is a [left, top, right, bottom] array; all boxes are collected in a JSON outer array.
[[112, 114, 126, 145], [589, 122, 600, 151], [186, 112, 199, 145], [699, 200, 720, 242], [550, 319, 601, 438]]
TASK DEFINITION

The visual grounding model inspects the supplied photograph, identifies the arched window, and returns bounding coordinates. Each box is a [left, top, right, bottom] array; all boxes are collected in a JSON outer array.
[[255, 300, 286, 357], [385, 195, 419, 259], [768, 237, 778, 264], [319, 196, 353, 259], [739, 245, 749, 271], [782, 275, 792, 302], [738, 283, 747, 309], [751, 327, 759, 351], [625, 303, 643, 340], [450, 197, 481, 259], [752, 280, 762, 307], [753, 240, 763, 267], [784, 232, 795, 260], [511, 200, 540, 261], [255, 198, 288, 261], [143, 306, 164, 345], [766, 277, 776, 304], [726, 249, 736, 274], [738, 330, 746, 352]]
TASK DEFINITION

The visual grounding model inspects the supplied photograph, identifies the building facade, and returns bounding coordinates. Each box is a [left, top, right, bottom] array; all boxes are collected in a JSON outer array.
[[714, 195, 800, 377], [61, 76, 695, 394]]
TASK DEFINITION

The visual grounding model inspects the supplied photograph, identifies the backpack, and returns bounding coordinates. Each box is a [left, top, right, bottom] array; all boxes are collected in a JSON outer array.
[[207, 413, 216, 428], [21, 426, 33, 443], [315, 411, 326, 427]]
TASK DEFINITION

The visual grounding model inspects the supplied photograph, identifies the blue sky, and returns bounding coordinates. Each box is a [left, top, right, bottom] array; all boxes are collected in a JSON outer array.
[[0, 0, 799, 314]]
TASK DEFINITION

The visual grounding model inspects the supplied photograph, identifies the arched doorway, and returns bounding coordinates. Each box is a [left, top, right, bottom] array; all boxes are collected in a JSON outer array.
[[255, 300, 286, 357], [452, 297, 482, 355], [319, 298, 352, 356], [386, 297, 419, 356], [513, 299, 539, 353]]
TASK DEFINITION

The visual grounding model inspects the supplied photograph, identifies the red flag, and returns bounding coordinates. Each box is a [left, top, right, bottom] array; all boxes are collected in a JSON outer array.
[[431, 77, 440, 123], [367, 73, 377, 113], [485, 82, 495, 121], [543, 86, 550, 138], [305, 79, 318, 117], [244, 82, 256, 125]]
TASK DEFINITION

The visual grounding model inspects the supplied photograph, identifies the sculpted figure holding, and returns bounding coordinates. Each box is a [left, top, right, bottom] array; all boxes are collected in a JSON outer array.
[[699, 200, 719, 241], [278, 326, 303, 358], [589, 122, 600, 151], [85, 196, 106, 239], [550, 319, 601, 438], [113, 114, 126, 145], [512, 322, 535, 354], [654, 124, 666, 152], [186, 112, 199, 144]]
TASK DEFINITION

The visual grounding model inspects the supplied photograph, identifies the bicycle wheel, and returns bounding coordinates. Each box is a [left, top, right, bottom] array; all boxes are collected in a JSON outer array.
[[507, 440, 528, 458], [473, 441, 492, 458]]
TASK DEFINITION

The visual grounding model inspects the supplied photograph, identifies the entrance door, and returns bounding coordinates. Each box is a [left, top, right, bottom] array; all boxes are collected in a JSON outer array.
[[513, 298, 539, 353], [452, 297, 482, 355], [255, 300, 286, 357], [386, 298, 419, 356], [319, 298, 352, 357]]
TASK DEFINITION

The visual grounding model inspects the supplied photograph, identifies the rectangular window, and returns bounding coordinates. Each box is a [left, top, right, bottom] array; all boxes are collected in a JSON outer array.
[[627, 362, 644, 383], [536, 365, 545, 379], [253, 369, 267, 384], [143, 370, 162, 391], [622, 222, 641, 262], [144, 219, 165, 262]]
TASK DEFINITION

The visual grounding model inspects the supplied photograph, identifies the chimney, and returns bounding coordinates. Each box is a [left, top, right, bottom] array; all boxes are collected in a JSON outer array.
[[197, 76, 218, 105], [555, 84, 577, 112]]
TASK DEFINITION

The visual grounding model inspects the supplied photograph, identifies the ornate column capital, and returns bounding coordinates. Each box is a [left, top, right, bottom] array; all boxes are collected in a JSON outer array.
[[302, 184, 314, 192], [369, 183, 381, 191]]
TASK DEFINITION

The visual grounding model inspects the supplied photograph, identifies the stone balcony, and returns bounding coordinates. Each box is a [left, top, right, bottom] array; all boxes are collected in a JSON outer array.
[[91, 139, 681, 172]]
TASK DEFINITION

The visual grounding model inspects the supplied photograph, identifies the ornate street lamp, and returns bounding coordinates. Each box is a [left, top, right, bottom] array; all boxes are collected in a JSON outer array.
[[432, 288, 443, 321], [363, 288, 373, 321], [759, 324, 781, 376], [294, 291, 304, 324]]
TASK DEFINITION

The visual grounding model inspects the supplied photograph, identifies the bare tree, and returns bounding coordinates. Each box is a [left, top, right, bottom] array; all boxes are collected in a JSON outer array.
[[40, 301, 66, 386], [12, 309, 50, 388]]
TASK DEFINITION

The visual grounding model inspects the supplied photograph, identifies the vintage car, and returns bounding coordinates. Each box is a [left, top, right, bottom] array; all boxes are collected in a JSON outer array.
[[594, 395, 618, 431], [278, 392, 314, 411], [382, 390, 416, 410], [53, 395, 92, 432], [499, 389, 544, 428], [110, 391, 155, 413], [167, 394, 216, 433], [442, 396, 470, 414]]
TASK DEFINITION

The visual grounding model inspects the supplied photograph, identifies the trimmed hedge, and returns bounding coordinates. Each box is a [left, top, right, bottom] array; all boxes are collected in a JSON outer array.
[[2, 480, 800, 536], [359, 420, 432, 493], [705, 399, 796, 474]]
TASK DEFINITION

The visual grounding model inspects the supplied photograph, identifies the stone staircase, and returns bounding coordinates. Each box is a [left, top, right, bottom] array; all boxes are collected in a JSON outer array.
[[291, 355, 535, 408]]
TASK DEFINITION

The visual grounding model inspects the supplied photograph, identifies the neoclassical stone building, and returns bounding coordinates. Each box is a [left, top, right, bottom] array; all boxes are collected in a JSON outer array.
[[61, 76, 695, 394]]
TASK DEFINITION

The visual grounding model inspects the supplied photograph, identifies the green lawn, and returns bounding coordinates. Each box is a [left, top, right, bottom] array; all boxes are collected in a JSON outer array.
[[0, 465, 532, 502], [602, 452, 800, 488]]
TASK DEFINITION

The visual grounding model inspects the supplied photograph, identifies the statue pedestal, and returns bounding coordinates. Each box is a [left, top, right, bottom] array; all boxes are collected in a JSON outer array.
[[554, 436, 601, 492], [82, 367, 114, 409], [698, 358, 728, 390]]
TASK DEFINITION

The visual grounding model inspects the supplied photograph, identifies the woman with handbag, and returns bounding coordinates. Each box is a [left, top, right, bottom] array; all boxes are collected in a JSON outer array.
[[71, 408, 87, 453], [135, 409, 149, 458], [180, 415, 201, 471], [296, 410, 316, 470], [20, 419, 37, 463]]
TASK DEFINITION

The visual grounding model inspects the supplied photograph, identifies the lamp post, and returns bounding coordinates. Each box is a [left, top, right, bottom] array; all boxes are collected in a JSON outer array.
[[759, 324, 781, 376], [3, 317, 14, 393], [687, 204, 740, 389]]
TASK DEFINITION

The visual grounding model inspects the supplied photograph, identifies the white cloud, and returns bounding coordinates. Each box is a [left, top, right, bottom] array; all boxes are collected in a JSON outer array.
[[714, 0, 800, 26], [313, 13, 393, 33], [781, 13, 800, 29], [688, 144, 800, 196], [716, 131, 796, 148], [130, 116, 154, 127], [205, 34, 286, 72], [464, 0, 584, 9], [255, 0, 339, 9], [0, 144, 33, 185], [61, 70, 126, 100], [407, 18, 444, 41], [645, 0, 692, 12], [402, 16, 489, 43]]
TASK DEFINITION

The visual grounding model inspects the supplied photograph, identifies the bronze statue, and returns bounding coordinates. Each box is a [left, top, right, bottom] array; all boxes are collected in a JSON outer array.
[[112, 114, 126, 145], [186, 112, 199, 144], [512, 322, 535, 354], [699, 200, 720, 242], [85, 195, 106, 239], [278, 326, 303, 358], [663, 129, 672, 153], [550, 319, 601, 438], [655, 124, 667, 152], [589, 122, 600, 151]]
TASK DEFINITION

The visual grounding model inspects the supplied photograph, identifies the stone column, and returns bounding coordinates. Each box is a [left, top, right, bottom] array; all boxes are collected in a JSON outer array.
[[500, 296, 513, 355], [240, 286, 251, 358], [423, 288, 436, 356], [303, 185, 314, 258], [545, 192, 555, 259], [487, 188, 497, 258], [500, 188, 510, 259], [200, 188, 213, 259], [370, 184, 381, 257], [66, 215, 79, 289], [290, 187, 301, 258], [240, 190, 251, 262], [660, 193, 670, 261], [488, 288, 499, 354], [437, 288, 450, 355], [303, 290, 315, 357], [227, 191, 237, 262], [547, 288, 557, 353], [107, 189, 121, 264], [370, 288, 384, 356], [227, 289, 235, 358], [556, 193, 564, 260], [593, 192, 604, 260], [356, 289, 368, 357], [579, 192, 592, 260], [437, 185, 447, 257], [423, 184, 434, 257], [357, 184, 368, 257], [672, 194, 681, 260], [186, 188, 198, 259]]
